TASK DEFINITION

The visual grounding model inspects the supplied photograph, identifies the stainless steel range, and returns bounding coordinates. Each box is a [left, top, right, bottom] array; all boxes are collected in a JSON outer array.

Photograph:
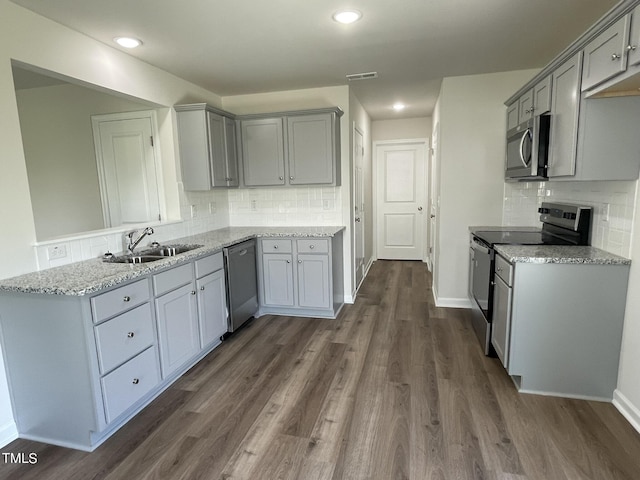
[[468, 202, 592, 355]]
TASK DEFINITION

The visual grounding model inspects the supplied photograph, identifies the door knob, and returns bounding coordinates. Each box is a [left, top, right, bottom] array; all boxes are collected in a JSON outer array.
[[430, 214, 436, 219], [355, 217, 361, 222], [418, 206, 423, 211]]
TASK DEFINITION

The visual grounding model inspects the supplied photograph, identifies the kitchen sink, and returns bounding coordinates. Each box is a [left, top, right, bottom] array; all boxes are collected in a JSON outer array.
[[103, 244, 202, 264]]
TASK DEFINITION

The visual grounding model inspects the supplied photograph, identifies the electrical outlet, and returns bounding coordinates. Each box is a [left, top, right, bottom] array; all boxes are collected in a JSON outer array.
[[323, 199, 333, 210], [209, 201, 216, 214], [47, 245, 68, 260], [190, 204, 198, 218], [251, 200, 257, 211], [603, 203, 610, 222]]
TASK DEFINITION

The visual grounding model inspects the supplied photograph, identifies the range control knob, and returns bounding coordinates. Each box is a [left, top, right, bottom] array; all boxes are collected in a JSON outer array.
[[563, 212, 577, 220], [538, 207, 550, 214]]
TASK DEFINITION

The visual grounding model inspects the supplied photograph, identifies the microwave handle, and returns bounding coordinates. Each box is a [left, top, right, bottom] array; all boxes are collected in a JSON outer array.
[[519, 129, 532, 167]]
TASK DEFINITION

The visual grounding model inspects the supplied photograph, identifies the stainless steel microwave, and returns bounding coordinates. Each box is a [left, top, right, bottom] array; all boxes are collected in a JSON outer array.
[[505, 115, 550, 181]]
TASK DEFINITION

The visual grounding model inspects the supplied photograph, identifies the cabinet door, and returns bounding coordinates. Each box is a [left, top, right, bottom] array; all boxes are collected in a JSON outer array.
[[628, 5, 640, 67], [155, 283, 200, 378], [491, 274, 512, 370], [261, 253, 294, 306], [296, 254, 331, 309], [207, 112, 228, 187], [517, 89, 534, 124], [287, 114, 334, 185], [241, 118, 285, 186], [533, 76, 552, 115], [548, 53, 582, 177], [581, 15, 630, 91], [196, 269, 227, 348], [506, 102, 519, 131], [175, 109, 212, 191], [223, 116, 239, 187]]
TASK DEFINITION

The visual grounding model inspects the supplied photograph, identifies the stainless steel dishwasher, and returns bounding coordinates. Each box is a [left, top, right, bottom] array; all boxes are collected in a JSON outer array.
[[223, 239, 258, 333]]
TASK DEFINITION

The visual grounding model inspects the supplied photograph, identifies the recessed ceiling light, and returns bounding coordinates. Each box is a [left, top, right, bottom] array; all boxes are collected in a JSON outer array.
[[393, 103, 406, 111], [114, 37, 143, 49], [333, 10, 362, 24]]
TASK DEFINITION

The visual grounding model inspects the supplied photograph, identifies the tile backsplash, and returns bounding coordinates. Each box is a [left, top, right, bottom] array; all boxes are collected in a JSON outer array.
[[228, 186, 343, 226], [503, 180, 638, 257]]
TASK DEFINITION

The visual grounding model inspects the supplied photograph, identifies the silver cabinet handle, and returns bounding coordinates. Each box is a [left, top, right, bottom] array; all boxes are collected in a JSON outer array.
[[298, 260, 302, 264], [191, 291, 196, 295], [127, 332, 135, 338], [612, 53, 622, 60], [627, 45, 637, 52], [309, 244, 315, 249], [496, 267, 502, 272], [279, 176, 284, 181], [123, 296, 131, 302], [200, 286, 205, 291], [132, 378, 140, 385], [286, 260, 290, 263], [273, 245, 278, 249], [290, 176, 294, 180]]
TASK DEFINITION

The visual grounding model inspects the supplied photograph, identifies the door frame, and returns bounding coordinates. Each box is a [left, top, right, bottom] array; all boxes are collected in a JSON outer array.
[[91, 110, 165, 228], [352, 123, 366, 290], [373, 138, 429, 262]]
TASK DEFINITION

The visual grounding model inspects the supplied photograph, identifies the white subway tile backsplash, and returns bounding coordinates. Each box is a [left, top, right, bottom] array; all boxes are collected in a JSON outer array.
[[503, 180, 638, 257]]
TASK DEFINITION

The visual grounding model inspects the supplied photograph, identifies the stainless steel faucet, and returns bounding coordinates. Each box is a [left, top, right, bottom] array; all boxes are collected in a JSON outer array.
[[125, 227, 154, 254]]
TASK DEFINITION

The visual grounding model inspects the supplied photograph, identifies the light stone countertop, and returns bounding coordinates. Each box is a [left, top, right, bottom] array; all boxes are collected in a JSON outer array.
[[495, 244, 631, 265], [0, 226, 345, 296], [469, 225, 541, 234]]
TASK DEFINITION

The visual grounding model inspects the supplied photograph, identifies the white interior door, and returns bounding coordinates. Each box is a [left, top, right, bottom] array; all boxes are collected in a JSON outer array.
[[92, 112, 160, 227], [354, 126, 365, 287], [375, 141, 427, 260]]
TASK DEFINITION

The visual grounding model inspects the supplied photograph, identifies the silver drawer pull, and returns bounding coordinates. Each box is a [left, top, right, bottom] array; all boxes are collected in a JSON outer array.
[[612, 53, 622, 60], [309, 244, 315, 249], [290, 176, 295, 180], [298, 260, 302, 264], [127, 332, 135, 338], [132, 378, 140, 385], [286, 260, 290, 264], [191, 291, 196, 295], [273, 245, 279, 249], [200, 286, 205, 291], [123, 296, 131, 302], [496, 267, 502, 272], [279, 176, 284, 181]]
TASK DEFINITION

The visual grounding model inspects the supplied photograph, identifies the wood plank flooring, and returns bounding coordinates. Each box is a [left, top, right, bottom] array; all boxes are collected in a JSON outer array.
[[2, 260, 640, 479]]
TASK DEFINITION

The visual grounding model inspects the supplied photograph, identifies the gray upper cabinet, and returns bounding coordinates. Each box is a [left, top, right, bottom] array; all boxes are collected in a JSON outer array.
[[533, 75, 552, 115], [628, 4, 640, 67], [287, 113, 337, 185], [517, 89, 534, 124], [175, 104, 238, 190], [506, 102, 519, 130], [548, 53, 582, 177], [239, 107, 342, 187], [240, 117, 286, 186], [582, 14, 631, 91]]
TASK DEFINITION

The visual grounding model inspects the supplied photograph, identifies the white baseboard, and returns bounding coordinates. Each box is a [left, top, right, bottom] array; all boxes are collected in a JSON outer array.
[[434, 295, 472, 309], [613, 389, 640, 434], [0, 420, 18, 448], [344, 293, 355, 304]]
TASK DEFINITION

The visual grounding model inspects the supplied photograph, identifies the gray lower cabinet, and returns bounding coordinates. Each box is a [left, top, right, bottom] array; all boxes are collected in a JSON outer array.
[[258, 234, 344, 318], [0, 252, 227, 451], [175, 104, 239, 190], [494, 256, 629, 401], [490, 255, 513, 369]]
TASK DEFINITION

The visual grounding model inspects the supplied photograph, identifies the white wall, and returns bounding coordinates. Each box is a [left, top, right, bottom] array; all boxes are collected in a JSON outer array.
[[372, 117, 432, 142], [433, 69, 539, 306], [222, 86, 355, 300], [0, 0, 225, 446]]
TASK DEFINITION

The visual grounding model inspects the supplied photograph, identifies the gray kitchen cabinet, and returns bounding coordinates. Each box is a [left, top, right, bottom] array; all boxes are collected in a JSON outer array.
[[261, 252, 295, 307], [582, 14, 631, 91], [627, 4, 640, 67], [240, 117, 286, 186], [238, 108, 342, 187], [490, 255, 513, 369], [517, 89, 534, 124], [506, 102, 519, 130], [196, 268, 228, 348], [532, 75, 552, 115], [496, 257, 629, 400], [257, 234, 343, 318], [548, 52, 582, 177], [175, 103, 238, 190]]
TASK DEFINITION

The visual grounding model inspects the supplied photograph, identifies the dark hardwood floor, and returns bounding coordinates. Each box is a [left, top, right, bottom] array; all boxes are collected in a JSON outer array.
[[1, 260, 640, 479]]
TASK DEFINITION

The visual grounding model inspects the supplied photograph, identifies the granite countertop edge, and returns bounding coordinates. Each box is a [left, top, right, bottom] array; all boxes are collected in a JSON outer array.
[[0, 226, 346, 296], [494, 244, 631, 265]]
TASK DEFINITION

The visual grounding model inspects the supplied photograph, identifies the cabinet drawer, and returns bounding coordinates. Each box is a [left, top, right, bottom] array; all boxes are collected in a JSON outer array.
[[261, 239, 292, 253], [101, 346, 160, 423], [195, 252, 223, 279], [297, 238, 329, 254], [91, 279, 150, 324], [94, 303, 155, 375], [495, 254, 513, 286], [153, 263, 193, 296]]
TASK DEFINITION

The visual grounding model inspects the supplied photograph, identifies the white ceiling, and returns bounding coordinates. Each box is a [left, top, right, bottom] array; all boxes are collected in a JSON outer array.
[[10, 0, 619, 120]]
